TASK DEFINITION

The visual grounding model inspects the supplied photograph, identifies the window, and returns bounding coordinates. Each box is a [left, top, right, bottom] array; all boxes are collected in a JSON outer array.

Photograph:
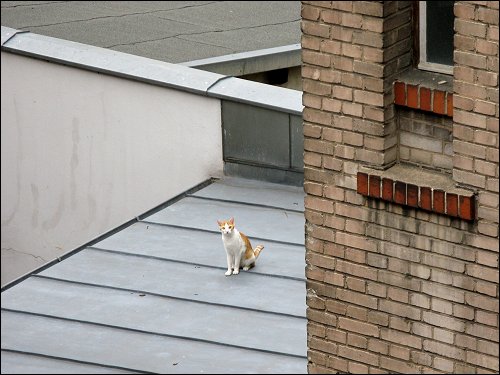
[[419, 1, 454, 74]]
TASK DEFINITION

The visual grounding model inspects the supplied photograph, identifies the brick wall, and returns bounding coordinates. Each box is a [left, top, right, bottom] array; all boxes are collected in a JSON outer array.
[[399, 108, 454, 173], [302, 1, 499, 374], [454, 1, 499, 239]]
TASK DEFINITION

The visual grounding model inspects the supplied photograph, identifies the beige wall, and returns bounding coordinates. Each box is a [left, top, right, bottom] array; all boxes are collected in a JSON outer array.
[[1, 52, 223, 286]]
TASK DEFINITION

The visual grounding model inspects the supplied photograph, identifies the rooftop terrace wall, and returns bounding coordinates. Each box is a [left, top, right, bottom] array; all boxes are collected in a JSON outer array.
[[0, 27, 304, 287]]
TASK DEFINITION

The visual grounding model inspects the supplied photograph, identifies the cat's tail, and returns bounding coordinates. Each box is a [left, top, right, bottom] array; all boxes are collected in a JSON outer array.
[[253, 245, 264, 258]]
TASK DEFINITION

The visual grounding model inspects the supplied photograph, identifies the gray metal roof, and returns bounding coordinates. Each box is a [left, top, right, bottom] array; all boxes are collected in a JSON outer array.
[[1, 177, 307, 374]]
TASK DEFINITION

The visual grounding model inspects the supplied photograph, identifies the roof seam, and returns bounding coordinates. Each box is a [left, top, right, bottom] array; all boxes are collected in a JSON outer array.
[[138, 221, 305, 247], [186, 194, 305, 213], [29, 275, 306, 319], [0, 348, 154, 374], [205, 74, 233, 93], [85, 246, 306, 281], [2, 308, 307, 360], [1, 29, 29, 46]]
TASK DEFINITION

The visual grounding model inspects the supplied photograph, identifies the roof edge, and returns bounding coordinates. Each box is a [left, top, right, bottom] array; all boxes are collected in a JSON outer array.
[[180, 44, 301, 76], [1, 27, 303, 115]]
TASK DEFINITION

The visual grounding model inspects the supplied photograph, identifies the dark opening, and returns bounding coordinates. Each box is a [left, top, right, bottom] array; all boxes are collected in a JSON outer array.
[[426, 1, 454, 66], [266, 68, 289, 85]]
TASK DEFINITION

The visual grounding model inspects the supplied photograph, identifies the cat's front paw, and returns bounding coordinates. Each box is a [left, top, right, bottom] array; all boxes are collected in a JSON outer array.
[[225, 270, 232, 276], [232, 269, 239, 275]]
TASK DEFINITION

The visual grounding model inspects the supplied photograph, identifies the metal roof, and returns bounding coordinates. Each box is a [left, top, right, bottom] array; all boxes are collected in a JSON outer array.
[[1, 177, 307, 373]]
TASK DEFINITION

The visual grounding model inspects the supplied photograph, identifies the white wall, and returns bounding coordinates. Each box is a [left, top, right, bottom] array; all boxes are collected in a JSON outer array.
[[1, 52, 223, 286]]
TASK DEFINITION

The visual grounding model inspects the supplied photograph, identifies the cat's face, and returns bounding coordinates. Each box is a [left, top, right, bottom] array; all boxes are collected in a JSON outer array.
[[217, 218, 234, 235]]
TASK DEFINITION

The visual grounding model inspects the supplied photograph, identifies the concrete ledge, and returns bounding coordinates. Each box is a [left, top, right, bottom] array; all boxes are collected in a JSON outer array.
[[393, 68, 453, 117], [395, 68, 453, 92], [357, 164, 476, 221], [1, 27, 224, 95], [211, 77, 302, 115], [1, 26, 303, 114], [180, 44, 301, 76]]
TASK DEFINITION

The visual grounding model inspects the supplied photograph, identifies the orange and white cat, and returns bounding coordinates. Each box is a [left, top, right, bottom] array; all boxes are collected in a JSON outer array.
[[217, 218, 264, 276]]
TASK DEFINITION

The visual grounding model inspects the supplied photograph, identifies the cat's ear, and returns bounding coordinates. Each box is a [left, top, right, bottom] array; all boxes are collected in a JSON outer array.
[[217, 220, 223, 226], [229, 217, 234, 225]]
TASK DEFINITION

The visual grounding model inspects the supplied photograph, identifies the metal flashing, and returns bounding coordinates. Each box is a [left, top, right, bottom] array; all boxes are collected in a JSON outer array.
[[180, 43, 301, 76], [0, 26, 224, 95], [1, 27, 28, 46], [1, 26, 304, 114], [208, 76, 303, 115]]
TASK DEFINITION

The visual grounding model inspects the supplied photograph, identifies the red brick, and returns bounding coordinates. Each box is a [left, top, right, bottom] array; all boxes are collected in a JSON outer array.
[[420, 187, 432, 211], [357, 172, 368, 195], [446, 193, 459, 217], [407, 84, 418, 109], [382, 178, 393, 201], [459, 195, 476, 221], [394, 81, 406, 105], [433, 90, 446, 115], [369, 175, 381, 198], [394, 181, 406, 205], [446, 93, 453, 117], [433, 190, 445, 214], [420, 87, 431, 111], [407, 184, 418, 207]]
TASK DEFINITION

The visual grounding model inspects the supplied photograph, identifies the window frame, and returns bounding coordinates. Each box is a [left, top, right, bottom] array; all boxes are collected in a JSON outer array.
[[418, 1, 454, 75]]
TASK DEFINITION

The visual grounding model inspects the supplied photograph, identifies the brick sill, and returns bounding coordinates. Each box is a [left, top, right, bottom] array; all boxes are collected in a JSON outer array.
[[394, 68, 453, 117], [357, 164, 476, 221]]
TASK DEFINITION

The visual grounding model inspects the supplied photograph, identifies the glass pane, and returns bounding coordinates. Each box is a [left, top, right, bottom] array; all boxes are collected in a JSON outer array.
[[426, 1, 454, 65]]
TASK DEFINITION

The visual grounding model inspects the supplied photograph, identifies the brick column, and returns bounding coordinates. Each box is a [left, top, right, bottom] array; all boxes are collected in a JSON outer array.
[[453, 1, 499, 239], [302, 1, 411, 175], [302, 2, 413, 373]]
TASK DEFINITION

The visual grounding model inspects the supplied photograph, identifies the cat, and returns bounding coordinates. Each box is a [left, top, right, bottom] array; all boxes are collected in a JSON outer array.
[[217, 217, 264, 276]]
